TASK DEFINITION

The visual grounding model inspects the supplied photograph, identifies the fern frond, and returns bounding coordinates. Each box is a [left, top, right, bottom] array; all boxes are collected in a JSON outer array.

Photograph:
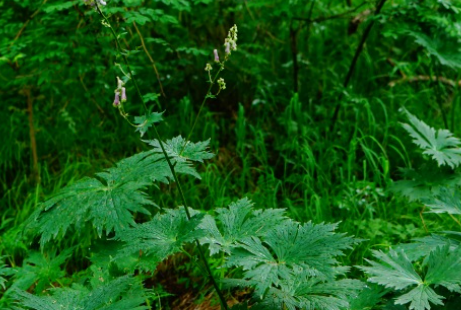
[[401, 109, 461, 168], [115, 208, 205, 271], [199, 198, 287, 255]]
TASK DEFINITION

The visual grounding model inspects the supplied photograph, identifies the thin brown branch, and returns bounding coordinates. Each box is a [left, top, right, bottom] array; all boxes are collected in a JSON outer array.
[[25, 88, 39, 183], [132, 22, 166, 98], [293, 1, 368, 23], [10, 0, 48, 49], [389, 75, 461, 88]]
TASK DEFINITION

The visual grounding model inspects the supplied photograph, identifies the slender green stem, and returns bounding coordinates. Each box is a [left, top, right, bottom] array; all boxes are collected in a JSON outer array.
[[95, 4, 147, 113], [94, 4, 228, 309], [181, 66, 224, 155]]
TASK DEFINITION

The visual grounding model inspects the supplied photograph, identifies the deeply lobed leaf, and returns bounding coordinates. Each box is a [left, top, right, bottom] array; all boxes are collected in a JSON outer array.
[[401, 109, 461, 168]]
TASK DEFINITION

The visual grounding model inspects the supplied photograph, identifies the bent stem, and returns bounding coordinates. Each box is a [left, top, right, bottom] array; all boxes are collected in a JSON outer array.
[[94, 4, 229, 309], [329, 0, 387, 134], [182, 66, 224, 154]]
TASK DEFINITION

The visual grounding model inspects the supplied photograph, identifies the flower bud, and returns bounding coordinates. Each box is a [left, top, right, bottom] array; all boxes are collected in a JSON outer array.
[[217, 77, 226, 90], [113, 92, 120, 107], [121, 87, 127, 101], [213, 49, 220, 62], [224, 41, 231, 55]]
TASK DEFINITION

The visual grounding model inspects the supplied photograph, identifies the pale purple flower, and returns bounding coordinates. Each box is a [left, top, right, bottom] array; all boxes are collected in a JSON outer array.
[[224, 42, 231, 55], [121, 87, 127, 101], [213, 49, 219, 62], [113, 92, 120, 107]]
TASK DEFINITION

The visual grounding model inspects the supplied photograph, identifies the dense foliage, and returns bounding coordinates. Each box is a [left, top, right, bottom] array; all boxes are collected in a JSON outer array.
[[2, 0, 461, 309]]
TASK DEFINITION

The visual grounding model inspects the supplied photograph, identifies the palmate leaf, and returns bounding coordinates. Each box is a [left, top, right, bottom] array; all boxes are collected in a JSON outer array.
[[401, 109, 461, 168], [390, 165, 461, 201], [348, 284, 385, 310], [225, 221, 357, 297], [134, 111, 163, 137], [425, 245, 461, 293], [407, 31, 461, 69], [425, 187, 461, 215], [26, 138, 208, 245], [360, 245, 461, 310], [358, 249, 423, 291], [14, 276, 147, 310], [394, 285, 444, 310], [395, 234, 459, 261], [146, 136, 214, 163], [230, 273, 361, 310], [115, 208, 205, 271], [5, 249, 73, 296], [199, 198, 287, 255]]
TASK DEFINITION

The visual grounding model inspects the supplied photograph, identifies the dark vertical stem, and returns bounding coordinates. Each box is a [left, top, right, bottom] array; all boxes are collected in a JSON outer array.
[[25, 88, 39, 182], [94, 4, 228, 309], [290, 21, 299, 93], [330, 0, 387, 133]]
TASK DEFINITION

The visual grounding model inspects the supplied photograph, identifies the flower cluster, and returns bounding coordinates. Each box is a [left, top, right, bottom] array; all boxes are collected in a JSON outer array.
[[83, 0, 106, 7], [224, 24, 238, 56], [203, 25, 238, 92], [113, 77, 127, 107], [217, 78, 226, 91]]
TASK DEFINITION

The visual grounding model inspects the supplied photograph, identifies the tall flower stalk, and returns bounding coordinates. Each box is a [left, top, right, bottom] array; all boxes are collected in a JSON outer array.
[[91, 2, 230, 309], [182, 24, 238, 154]]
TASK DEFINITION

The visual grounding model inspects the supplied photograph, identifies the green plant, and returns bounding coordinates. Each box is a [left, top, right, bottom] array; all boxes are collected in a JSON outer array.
[[360, 109, 461, 309]]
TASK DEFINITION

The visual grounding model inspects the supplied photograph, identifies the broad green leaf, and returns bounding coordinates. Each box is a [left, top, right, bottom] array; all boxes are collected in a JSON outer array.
[[390, 165, 461, 201], [395, 234, 459, 261], [246, 274, 361, 310], [407, 31, 461, 69], [425, 188, 461, 215], [14, 276, 147, 310], [25, 146, 203, 245], [225, 221, 357, 297], [395, 285, 444, 310], [116, 208, 205, 270], [360, 246, 461, 310], [200, 198, 287, 255], [5, 249, 73, 296], [147, 136, 214, 163], [134, 111, 164, 137], [426, 245, 461, 292], [401, 109, 461, 168], [358, 249, 422, 290]]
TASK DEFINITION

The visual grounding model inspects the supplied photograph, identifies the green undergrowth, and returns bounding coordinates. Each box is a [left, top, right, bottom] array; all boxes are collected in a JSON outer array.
[[2, 0, 461, 309]]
